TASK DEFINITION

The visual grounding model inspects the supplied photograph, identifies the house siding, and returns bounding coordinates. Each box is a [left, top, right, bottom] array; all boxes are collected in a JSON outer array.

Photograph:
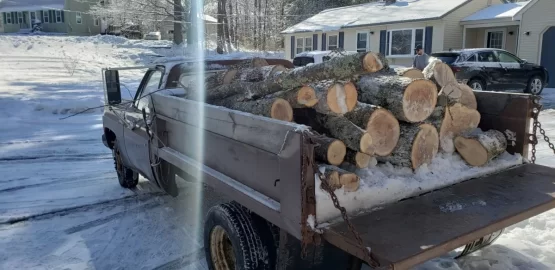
[[519, 0, 555, 64], [465, 26, 519, 55], [441, 0, 503, 50], [64, 0, 100, 35], [2, 10, 67, 33]]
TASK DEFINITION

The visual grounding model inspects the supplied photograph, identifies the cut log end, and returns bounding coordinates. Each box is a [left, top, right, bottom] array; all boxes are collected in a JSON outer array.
[[222, 69, 238, 84], [297, 85, 318, 107], [366, 108, 400, 156], [360, 133, 374, 155], [411, 123, 440, 170], [350, 152, 373, 169], [327, 82, 358, 114], [439, 103, 481, 153], [340, 173, 360, 192], [424, 59, 456, 87], [400, 68, 425, 79], [402, 79, 438, 122], [363, 52, 385, 73], [454, 137, 488, 166], [328, 140, 347, 166], [457, 83, 478, 110], [270, 98, 294, 122]]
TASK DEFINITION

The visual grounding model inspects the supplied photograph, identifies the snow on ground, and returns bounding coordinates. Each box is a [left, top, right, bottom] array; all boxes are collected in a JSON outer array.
[[0, 34, 554, 270]]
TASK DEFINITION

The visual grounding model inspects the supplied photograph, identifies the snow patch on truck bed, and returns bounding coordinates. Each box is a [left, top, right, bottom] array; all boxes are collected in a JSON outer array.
[[316, 152, 523, 223]]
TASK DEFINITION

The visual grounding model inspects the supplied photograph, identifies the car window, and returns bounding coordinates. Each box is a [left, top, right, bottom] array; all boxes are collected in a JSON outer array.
[[497, 51, 520, 63], [429, 53, 460, 64], [477, 51, 498, 62], [293, 56, 314, 67], [136, 70, 162, 113], [466, 54, 476, 62]]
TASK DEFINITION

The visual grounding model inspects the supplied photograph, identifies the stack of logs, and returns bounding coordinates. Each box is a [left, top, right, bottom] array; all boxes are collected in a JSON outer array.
[[183, 53, 509, 192]]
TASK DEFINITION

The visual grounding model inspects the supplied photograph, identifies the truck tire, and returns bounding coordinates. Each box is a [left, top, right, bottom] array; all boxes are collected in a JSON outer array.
[[112, 140, 139, 189], [204, 202, 274, 270]]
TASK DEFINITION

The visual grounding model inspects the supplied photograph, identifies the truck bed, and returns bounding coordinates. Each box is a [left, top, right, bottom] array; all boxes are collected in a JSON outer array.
[[324, 163, 555, 269]]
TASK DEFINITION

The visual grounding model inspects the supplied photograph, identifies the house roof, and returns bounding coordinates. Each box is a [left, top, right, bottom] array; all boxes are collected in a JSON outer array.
[[461, 1, 531, 22], [0, 0, 64, 12], [281, 0, 472, 34]]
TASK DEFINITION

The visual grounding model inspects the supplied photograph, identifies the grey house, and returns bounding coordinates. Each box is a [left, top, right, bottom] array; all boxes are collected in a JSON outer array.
[[0, 0, 107, 35]]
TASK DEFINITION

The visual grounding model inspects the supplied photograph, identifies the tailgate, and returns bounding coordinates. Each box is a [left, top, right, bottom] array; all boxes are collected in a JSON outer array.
[[323, 163, 555, 269]]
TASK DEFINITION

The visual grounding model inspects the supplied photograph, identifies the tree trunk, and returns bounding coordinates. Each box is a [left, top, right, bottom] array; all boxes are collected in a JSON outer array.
[[310, 134, 347, 166], [212, 97, 293, 122], [430, 103, 482, 153], [377, 123, 439, 170], [306, 81, 358, 114], [345, 150, 375, 169], [315, 114, 374, 155], [228, 65, 286, 83], [357, 74, 438, 123], [393, 67, 424, 79], [343, 102, 400, 156], [318, 164, 360, 192], [423, 59, 456, 87], [216, 0, 226, 53], [173, 0, 183, 45], [455, 129, 507, 166]]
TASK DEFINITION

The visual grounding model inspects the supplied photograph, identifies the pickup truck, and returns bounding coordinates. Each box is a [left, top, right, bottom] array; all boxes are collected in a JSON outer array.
[[101, 57, 555, 270]]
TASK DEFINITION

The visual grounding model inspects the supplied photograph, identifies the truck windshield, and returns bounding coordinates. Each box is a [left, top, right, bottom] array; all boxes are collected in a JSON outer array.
[[135, 70, 163, 113]]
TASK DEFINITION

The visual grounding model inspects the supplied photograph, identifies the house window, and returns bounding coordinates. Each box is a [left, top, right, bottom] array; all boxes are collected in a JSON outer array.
[[296, 36, 312, 54], [17, 12, 23, 24], [486, 30, 504, 49], [30, 11, 36, 22], [43, 10, 50, 23], [356, 32, 369, 52], [94, 16, 100, 26], [56, 10, 62, 23], [6, 12, 12, 24], [388, 28, 425, 56], [328, 35, 338, 50], [76, 12, 82, 24]]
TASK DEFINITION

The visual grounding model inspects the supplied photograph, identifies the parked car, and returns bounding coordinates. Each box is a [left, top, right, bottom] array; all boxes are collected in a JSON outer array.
[[144, 31, 161, 40], [430, 48, 549, 95], [292, 50, 358, 67]]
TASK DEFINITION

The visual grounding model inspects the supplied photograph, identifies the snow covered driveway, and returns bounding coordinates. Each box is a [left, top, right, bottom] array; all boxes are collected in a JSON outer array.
[[0, 35, 554, 270]]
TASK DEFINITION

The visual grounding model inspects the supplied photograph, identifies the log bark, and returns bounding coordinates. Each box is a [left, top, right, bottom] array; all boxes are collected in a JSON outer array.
[[393, 67, 424, 79], [357, 74, 438, 123], [343, 102, 400, 156], [227, 65, 287, 84], [319, 164, 360, 192], [423, 59, 456, 87], [377, 123, 439, 170], [212, 97, 293, 122], [344, 150, 375, 169], [310, 134, 347, 166], [455, 129, 507, 166], [434, 103, 481, 153], [315, 114, 374, 155]]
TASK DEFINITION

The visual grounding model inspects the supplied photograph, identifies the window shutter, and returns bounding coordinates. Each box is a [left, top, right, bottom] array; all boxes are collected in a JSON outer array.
[[61, 10, 65, 22], [40, 11, 44, 22], [313, 34, 318, 50], [425, 26, 433, 54], [23, 12, 28, 24], [2, 13, 6, 25], [13, 12, 17, 24], [386, 31, 390, 55], [290, 36, 295, 59], [50, 10, 55, 22], [322, 33, 327, 50], [379, 30, 387, 55], [339, 31, 344, 49]]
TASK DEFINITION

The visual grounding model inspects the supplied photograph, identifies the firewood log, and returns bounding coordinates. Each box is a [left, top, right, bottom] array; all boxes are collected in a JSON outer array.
[[357, 74, 438, 123], [423, 59, 456, 87], [344, 150, 376, 169], [314, 114, 374, 155], [393, 67, 425, 79], [455, 129, 507, 166], [342, 102, 400, 156], [318, 164, 360, 192], [428, 103, 481, 153], [376, 123, 439, 170], [310, 134, 347, 166], [212, 97, 293, 122], [226, 65, 287, 84], [438, 82, 477, 110]]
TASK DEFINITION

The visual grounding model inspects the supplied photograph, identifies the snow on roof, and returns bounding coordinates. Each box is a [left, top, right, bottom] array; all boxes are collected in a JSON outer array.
[[281, 0, 471, 34], [0, 0, 64, 12], [461, 1, 531, 22]]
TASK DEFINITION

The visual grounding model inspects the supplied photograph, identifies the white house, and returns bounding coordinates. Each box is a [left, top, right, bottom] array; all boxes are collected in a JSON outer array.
[[281, 0, 555, 82]]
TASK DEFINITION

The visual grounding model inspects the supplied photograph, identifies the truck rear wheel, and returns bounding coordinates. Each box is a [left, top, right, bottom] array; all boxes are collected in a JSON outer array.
[[204, 202, 274, 270], [112, 140, 139, 188]]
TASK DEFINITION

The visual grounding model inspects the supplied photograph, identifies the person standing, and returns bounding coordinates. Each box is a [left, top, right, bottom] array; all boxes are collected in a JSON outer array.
[[412, 44, 429, 71]]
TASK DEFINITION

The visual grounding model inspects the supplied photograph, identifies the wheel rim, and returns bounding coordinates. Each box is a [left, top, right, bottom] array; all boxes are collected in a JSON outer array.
[[210, 226, 236, 270], [471, 82, 483, 90], [531, 78, 543, 94]]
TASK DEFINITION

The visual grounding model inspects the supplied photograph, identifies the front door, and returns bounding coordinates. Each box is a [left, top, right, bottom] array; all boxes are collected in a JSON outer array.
[[122, 68, 164, 182], [541, 26, 555, 87]]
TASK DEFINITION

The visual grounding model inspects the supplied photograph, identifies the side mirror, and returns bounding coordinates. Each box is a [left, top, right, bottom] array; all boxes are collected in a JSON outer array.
[[104, 70, 121, 105]]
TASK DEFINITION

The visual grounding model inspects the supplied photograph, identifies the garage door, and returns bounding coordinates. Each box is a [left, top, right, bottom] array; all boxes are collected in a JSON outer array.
[[541, 26, 555, 86]]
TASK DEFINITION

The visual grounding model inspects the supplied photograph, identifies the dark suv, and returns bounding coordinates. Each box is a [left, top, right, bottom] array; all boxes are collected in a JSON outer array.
[[430, 48, 549, 95]]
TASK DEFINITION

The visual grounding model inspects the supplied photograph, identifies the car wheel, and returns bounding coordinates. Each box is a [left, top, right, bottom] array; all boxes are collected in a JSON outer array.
[[525, 76, 544, 95], [468, 79, 485, 91], [112, 140, 139, 188]]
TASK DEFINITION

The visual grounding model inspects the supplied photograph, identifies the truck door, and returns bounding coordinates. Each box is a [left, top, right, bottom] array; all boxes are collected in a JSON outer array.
[[122, 68, 164, 181]]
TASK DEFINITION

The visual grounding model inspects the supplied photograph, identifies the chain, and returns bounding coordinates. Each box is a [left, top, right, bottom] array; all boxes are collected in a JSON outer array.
[[314, 164, 387, 269], [530, 95, 555, 164]]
